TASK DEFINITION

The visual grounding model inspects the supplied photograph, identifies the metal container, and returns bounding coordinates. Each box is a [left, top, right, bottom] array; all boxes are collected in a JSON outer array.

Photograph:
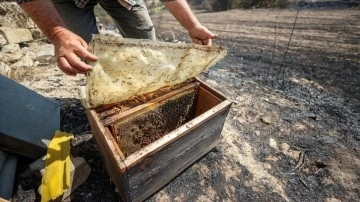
[[0, 75, 60, 159]]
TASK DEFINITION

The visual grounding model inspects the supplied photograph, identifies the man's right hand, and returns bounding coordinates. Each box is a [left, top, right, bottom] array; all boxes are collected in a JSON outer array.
[[20, 0, 97, 76], [52, 28, 98, 76]]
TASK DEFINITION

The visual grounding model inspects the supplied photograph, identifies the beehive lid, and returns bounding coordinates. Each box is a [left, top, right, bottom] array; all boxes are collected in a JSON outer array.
[[84, 35, 227, 108]]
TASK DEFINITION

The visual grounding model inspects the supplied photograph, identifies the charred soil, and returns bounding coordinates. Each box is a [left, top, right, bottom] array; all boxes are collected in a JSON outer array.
[[12, 5, 360, 202]]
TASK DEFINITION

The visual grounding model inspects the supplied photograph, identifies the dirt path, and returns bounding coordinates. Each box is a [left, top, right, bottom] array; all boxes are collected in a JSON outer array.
[[14, 7, 359, 202]]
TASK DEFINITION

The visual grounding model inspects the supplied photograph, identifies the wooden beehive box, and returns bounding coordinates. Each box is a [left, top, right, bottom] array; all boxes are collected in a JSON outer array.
[[86, 78, 231, 202]]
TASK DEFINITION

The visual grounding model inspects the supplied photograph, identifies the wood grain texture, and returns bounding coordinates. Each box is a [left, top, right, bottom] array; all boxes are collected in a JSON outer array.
[[87, 80, 232, 202], [86, 110, 129, 201], [195, 78, 226, 100], [127, 104, 231, 201], [102, 82, 199, 127], [195, 85, 222, 116]]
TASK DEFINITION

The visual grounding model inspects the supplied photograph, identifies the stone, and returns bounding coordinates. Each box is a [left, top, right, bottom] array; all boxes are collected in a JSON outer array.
[[0, 5, 7, 15], [30, 28, 44, 40], [20, 47, 30, 55], [26, 19, 36, 30], [10, 54, 33, 68], [312, 82, 324, 92], [0, 62, 11, 78], [0, 27, 33, 44], [36, 44, 55, 63], [279, 142, 290, 152], [28, 155, 46, 179], [287, 150, 300, 160], [260, 116, 272, 125], [1, 44, 22, 64], [0, 2, 35, 29], [33, 61, 39, 67], [2, 52, 22, 64], [21, 47, 36, 58], [277, 142, 300, 160], [269, 138, 278, 149], [62, 157, 91, 199], [324, 198, 341, 202], [10, 61, 28, 69], [0, 35, 6, 47], [1, 44, 20, 53], [9, 61, 22, 69], [30, 156, 91, 200]]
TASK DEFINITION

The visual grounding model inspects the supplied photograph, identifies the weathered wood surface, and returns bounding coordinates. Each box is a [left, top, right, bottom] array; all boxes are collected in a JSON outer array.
[[102, 82, 199, 127], [87, 79, 232, 202], [195, 85, 223, 116], [97, 79, 196, 120], [86, 110, 129, 201], [125, 100, 231, 201]]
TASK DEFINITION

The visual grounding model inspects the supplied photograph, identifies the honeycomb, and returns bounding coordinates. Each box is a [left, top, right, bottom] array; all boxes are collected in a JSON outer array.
[[109, 89, 197, 157]]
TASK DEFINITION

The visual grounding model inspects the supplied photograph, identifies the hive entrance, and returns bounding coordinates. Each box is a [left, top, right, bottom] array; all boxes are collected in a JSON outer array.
[[97, 81, 199, 157]]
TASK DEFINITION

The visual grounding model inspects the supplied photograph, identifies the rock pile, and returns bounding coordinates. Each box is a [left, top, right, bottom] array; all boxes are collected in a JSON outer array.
[[0, 3, 93, 201], [0, 1, 180, 81], [0, 2, 55, 80], [0, 2, 126, 80]]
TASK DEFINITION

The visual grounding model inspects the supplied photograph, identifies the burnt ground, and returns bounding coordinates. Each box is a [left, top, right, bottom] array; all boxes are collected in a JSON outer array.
[[12, 4, 359, 202], [149, 6, 360, 202]]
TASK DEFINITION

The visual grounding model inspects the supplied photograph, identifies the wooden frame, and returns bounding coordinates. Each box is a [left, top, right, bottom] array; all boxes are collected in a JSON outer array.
[[86, 79, 232, 202]]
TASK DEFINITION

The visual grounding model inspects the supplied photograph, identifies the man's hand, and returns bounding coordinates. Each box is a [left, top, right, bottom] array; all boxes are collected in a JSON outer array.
[[53, 29, 97, 76], [189, 23, 217, 46], [164, 0, 217, 46], [20, 0, 97, 76]]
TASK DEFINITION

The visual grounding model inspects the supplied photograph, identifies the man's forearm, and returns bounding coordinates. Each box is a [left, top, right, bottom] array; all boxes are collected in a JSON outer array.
[[20, 0, 97, 76], [163, 0, 200, 31], [20, 0, 67, 43]]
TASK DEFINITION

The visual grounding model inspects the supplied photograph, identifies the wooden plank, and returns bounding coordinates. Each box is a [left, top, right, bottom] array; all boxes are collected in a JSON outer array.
[[195, 78, 227, 100], [133, 135, 220, 202], [98, 107, 121, 120], [195, 86, 222, 116], [102, 82, 199, 127], [87, 110, 126, 161], [86, 110, 129, 201], [97, 80, 196, 119], [126, 103, 231, 201], [124, 100, 232, 167]]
